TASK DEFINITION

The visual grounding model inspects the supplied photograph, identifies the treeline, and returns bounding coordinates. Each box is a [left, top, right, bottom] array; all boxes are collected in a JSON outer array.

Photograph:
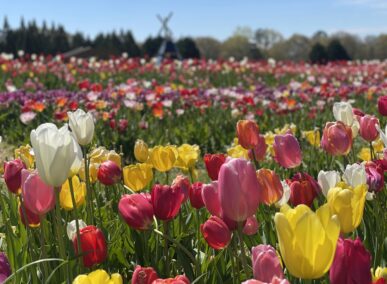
[[1, 18, 387, 61]]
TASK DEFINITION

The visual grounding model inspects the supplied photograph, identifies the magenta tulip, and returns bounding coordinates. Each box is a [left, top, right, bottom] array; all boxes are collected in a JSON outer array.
[[3, 159, 26, 194], [218, 158, 261, 222], [252, 245, 284, 282], [151, 184, 183, 221], [97, 160, 122, 185], [200, 216, 231, 250], [273, 132, 302, 168], [21, 169, 55, 215], [118, 193, 154, 230], [243, 215, 259, 235], [171, 175, 190, 203], [242, 278, 290, 284], [365, 161, 384, 193], [248, 134, 267, 162], [358, 115, 379, 142], [378, 96, 387, 116], [330, 237, 372, 284], [189, 182, 205, 209]]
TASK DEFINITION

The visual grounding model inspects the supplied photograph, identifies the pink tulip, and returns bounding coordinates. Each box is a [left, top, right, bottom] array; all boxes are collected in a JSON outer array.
[[201, 181, 222, 217], [97, 160, 122, 185], [358, 115, 379, 142], [248, 134, 267, 162], [321, 121, 353, 156], [171, 175, 190, 203], [218, 158, 261, 222], [273, 132, 302, 168], [252, 245, 284, 282], [21, 169, 55, 215], [3, 159, 26, 194], [118, 193, 154, 230], [242, 277, 290, 284], [243, 215, 259, 235]]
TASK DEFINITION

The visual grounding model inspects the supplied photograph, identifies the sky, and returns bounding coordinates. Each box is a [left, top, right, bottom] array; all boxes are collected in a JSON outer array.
[[1, 0, 386, 41]]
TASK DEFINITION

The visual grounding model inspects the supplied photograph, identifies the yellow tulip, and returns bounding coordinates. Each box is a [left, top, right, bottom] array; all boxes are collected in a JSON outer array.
[[372, 267, 387, 282], [174, 144, 200, 170], [123, 163, 153, 192], [302, 129, 321, 148], [134, 139, 149, 163], [274, 204, 340, 279], [107, 150, 121, 168], [275, 123, 297, 135], [14, 144, 35, 169], [79, 162, 99, 183], [89, 147, 109, 164], [327, 182, 367, 234], [60, 176, 86, 211], [358, 148, 371, 161], [73, 269, 122, 284], [149, 145, 178, 172], [227, 144, 249, 159]]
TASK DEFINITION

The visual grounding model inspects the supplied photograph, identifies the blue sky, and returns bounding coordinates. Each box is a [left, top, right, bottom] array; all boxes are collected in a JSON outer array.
[[1, 0, 386, 41]]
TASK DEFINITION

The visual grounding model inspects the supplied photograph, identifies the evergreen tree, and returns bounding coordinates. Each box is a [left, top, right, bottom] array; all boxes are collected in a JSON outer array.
[[309, 42, 328, 64], [327, 39, 351, 61], [176, 37, 200, 58]]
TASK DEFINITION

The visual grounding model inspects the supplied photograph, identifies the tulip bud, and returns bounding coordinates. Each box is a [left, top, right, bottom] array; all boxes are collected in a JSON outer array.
[[243, 215, 259, 235], [118, 194, 154, 230], [236, 120, 260, 149], [3, 159, 26, 194], [273, 132, 302, 168], [203, 153, 227, 181], [0, 252, 11, 283], [118, 119, 128, 133], [97, 160, 122, 186], [153, 275, 190, 284], [175, 144, 200, 170], [359, 115, 379, 142], [189, 182, 205, 209], [378, 96, 387, 116], [330, 238, 372, 284], [67, 109, 95, 145], [73, 269, 123, 284], [149, 146, 177, 172], [321, 121, 353, 156], [59, 176, 86, 211], [201, 216, 232, 250], [73, 225, 107, 267], [134, 139, 149, 163], [202, 181, 222, 217], [66, 219, 87, 241], [248, 134, 267, 162], [151, 184, 183, 221], [131, 265, 158, 284], [123, 163, 153, 192], [252, 245, 284, 282], [256, 169, 283, 205], [242, 277, 290, 284], [287, 172, 320, 207], [171, 175, 190, 203]]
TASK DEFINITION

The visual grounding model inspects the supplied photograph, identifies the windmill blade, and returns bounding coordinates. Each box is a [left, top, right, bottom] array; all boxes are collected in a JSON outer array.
[[157, 14, 163, 23], [167, 12, 173, 22]]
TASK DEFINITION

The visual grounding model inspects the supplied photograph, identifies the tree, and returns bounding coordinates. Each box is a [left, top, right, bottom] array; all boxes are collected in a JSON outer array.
[[176, 37, 200, 59], [309, 42, 328, 64], [221, 35, 252, 60], [142, 36, 163, 57], [254, 28, 283, 50], [332, 32, 365, 59], [234, 26, 254, 41], [195, 37, 221, 59], [327, 39, 351, 61], [374, 34, 387, 59], [269, 34, 310, 61], [311, 30, 329, 45]]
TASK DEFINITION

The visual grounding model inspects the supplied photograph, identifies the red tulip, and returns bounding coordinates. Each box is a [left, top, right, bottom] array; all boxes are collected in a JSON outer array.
[[352, 108, 365, 117], [203, 153, 227, 181], [256, 169, 283, 205], [273, 132, 302, 168], [358, 115, 379, 142], [201, 216, 231, 250], [153, 275, 190, 284], [19, 204, 40, 227], [378, 95, 387, 116], [118, 194, 154, 230], [321, 121, 353, 156], [219, 158, 261, 222], [151, 184, 183, 221], [3, 159, 26, 194], [287, 172, 320, 207], [330, 237, 372, 284], [189, 182, 205, 209], [97, 160, 122, 185], [171, 175, 190, 203], [73, 225, 107, 267], [237, 120, 260, 149], [248, 134, 267, 162], [131, 265, 158, 284]]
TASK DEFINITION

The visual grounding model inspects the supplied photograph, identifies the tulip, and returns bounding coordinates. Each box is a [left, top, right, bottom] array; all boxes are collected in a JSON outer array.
[[274, 204, 340, 279], [22, 170, 55, 215], [30, 123, 76, 187], [242, 278, 290, 284], [73, 225, 107, 267], [72, 269, 122, 284], [327, 182, 367, 233], [151, 184, 183, 221], [200, 216, 231, 250], [189, 182, 205, 209], [202, 181, 222, 217], [287, 172, 320, 207], [174, 144, 200, 170], [330, 237, 372, 284], [134, 139, 149, 163], [69, 137, 83, 177], [273, 132, 302, 168], [150, 145, 178, 172], [321, 121, 353, 156], [203, 153, 227, 181], [343, 163, 366, 188], [14, 144, 34, 169], [97, 160, 122, 186], [237, 120, 260, 149], [243, 215, 259, 235], [152, 275, 190, 284], [131, 265, 158, 284], [302, 129, 321, 148], [256, 169, 283, 205], [171, 175, 190, 203], [118, 194, 154, 230], [106, 150, 121, 168], [219, 158, 261, 222], [67, 219, 87, 240], [3, 159, 26, 194], [365, 161, 384, 193], [317, 170, 341, 197], [333, 101, 359, 137], [248, 134, 267, 161], [67, 109, 95, 145], [378, 96, 387, 116], [276, 181, 291, 207], [0, 252, 11, 283], [123, 163, 153, 192], [19, 203, 40, 227], [252, 245, 284, 282], [359, 115, 379, 142], [373, 267, 387, 283], [89, 147, 109, 164], [79, 162, 99, 183], [59, 176, 86, 211]]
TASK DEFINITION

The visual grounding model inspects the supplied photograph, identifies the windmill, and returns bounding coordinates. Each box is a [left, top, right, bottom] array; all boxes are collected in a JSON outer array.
[[0, 28, 7, 44], [156, 12, 181, 61]]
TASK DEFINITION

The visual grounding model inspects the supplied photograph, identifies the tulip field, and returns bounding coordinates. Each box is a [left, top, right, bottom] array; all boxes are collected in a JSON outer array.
[[0, 55, 387, 284]]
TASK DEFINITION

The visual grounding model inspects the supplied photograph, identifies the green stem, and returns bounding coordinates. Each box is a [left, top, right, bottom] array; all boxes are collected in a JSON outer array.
[[68, 177, 82, 272], [39, 216, 49, 281], [195, 210, 201, 278], [82, 146, 94, 225], [163, 221, 170, 277], [53, 187, 67, 277], [237, 222, 250, 278]]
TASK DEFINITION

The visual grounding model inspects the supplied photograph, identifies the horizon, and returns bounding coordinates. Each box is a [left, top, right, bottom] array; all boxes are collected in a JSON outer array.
[[1, 0, 387, 42]]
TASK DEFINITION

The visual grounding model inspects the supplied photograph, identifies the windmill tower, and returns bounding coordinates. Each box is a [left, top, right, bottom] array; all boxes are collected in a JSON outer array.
[[156, 12, 181, 62]]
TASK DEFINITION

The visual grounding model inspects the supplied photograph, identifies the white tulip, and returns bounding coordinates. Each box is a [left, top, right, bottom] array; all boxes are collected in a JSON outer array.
[[376, 124, 387, 146], [333, 102, 354, 126], [318, 170, 341, 197], [66, 219, 87, 241], [276, 180, 291, 207], [67, 109, 95, 145], [30, 123, 75, 187], [343, 163, 366, 188], [69, 135, 83, 177]]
